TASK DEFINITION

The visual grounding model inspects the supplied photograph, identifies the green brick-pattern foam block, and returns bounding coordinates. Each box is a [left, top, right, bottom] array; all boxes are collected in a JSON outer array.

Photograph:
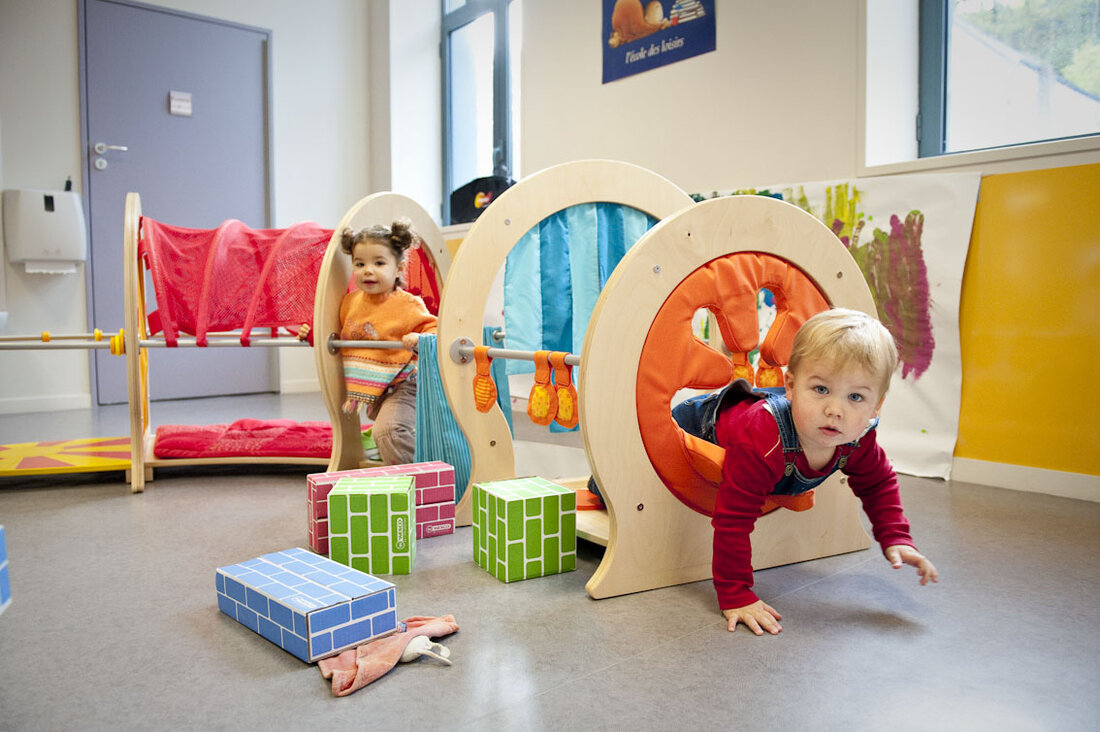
[[328, 476, 416, 575], [472, 476, 577, 583]]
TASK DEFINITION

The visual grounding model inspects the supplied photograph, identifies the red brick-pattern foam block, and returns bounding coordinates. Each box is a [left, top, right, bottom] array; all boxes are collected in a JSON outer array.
[[308, 462, 455, 554]]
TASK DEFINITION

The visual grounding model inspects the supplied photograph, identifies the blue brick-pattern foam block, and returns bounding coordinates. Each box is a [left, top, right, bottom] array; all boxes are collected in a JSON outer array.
[[215, 547, 396, 663], [0, 525, 10, 616]]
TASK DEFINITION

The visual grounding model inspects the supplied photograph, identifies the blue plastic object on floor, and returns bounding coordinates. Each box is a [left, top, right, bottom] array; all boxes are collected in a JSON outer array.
[[0, 525, 11, 616]]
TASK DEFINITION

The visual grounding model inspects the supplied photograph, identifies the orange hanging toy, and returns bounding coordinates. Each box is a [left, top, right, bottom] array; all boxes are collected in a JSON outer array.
[[730, 351, 755, 384], [549, 351, 579, 429], [472, 346, 498, 413], [755, 361, 786, 388], [527, 350, 557, 426]]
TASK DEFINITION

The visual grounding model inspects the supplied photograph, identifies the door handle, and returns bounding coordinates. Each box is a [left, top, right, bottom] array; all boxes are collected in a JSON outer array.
[[93, 142, 129, 154]]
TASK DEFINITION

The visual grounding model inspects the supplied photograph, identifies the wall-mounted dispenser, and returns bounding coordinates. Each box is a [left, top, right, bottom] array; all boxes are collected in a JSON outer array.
[[2, 189, 88, 274]]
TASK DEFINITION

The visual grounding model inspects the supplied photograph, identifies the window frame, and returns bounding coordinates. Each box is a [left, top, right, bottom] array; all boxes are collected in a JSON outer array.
[[441, 0, 514, 225], [917, 0, 948, 159], [918, 0, 1100, 160], [859, 0, 1100, 176]]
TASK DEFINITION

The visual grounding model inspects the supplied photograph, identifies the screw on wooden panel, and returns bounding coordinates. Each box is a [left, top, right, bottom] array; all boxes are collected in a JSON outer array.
[[653, 265, 661, 274], [636, 503, 644, 511], [837, 271, 843, 278], [490, 440, 496, 447], [504, 219, 511, 225]]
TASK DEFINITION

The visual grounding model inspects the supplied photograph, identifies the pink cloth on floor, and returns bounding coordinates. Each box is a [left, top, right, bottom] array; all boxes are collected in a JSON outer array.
[[153, 419, 332, 458], [318, 615, 459, 697]]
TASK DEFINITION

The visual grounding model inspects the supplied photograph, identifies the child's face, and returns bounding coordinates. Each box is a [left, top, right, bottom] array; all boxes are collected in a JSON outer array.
[[351, 240, 400, 296], [785, 357, 885, 457]]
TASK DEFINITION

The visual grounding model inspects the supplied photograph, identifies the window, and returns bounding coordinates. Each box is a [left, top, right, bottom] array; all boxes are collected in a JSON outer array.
[[442, 0, 522, 224], [919, 0, 1100, 158]]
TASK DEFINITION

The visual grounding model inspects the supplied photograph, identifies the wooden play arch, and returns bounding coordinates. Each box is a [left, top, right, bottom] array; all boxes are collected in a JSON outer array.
[[436, 160, 877, 599], [436, 159, 696, 526], [313, 192, 451, 474], [581, 194, 876, 599]]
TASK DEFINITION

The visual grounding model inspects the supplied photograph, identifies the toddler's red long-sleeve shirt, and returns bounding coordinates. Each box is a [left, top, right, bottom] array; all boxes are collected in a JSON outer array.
[[711, 399, 915, 610]]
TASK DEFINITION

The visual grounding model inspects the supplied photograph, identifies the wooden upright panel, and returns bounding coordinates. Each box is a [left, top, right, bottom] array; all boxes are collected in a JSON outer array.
[[313, 193, 449, 473], [435, 160, 694, 526], [123, 193, 147, 492]]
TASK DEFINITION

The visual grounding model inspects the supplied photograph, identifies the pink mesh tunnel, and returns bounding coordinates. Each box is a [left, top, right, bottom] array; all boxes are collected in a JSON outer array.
[[140, 218, 333, 346], [139, 217, 445, 346]]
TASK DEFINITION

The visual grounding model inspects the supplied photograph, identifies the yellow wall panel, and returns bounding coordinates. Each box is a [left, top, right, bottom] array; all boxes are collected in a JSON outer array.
[[956, 164, 1100, 475]]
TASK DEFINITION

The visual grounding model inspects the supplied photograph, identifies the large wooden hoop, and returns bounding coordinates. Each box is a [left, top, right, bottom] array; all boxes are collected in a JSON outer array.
[[437, 160, 695, 525], [580, 195, 876, 599]]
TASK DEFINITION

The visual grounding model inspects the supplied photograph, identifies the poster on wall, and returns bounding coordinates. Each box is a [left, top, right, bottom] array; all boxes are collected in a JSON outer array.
[[602, 0, 716, 83], [693, 173, 981, 480]]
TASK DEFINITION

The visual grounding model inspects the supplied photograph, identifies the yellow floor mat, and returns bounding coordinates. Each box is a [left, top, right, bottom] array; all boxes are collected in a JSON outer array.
[[0, 436, 131, 476]]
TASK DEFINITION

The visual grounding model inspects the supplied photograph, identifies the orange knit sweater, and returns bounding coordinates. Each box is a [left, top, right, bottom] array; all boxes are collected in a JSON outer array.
[[339, 289, 437, 410]]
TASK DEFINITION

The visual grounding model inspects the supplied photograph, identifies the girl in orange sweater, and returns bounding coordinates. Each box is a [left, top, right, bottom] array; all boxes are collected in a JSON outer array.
[[306, 219, 437, 465]]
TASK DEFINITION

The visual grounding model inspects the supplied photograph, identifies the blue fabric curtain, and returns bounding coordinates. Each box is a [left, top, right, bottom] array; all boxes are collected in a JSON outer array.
[[503, 203, 657, 376], [502, 203, 658, 433], [414, 334, 472, 503]]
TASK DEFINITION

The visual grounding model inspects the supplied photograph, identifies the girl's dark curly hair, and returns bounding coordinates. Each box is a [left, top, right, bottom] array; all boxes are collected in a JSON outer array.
[[340, 218, 417, 288]]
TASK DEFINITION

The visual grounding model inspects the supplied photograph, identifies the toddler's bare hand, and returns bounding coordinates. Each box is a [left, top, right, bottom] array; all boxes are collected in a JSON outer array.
[[722, 600, 782, 635], [885, 545, 939, 586]]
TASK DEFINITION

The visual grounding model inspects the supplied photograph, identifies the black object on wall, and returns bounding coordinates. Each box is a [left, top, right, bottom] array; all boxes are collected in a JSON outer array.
[[449, 175, 514, 225]]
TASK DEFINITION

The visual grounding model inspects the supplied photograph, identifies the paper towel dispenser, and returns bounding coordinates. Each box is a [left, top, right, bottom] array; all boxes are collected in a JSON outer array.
[[2, 189, 88, 274]]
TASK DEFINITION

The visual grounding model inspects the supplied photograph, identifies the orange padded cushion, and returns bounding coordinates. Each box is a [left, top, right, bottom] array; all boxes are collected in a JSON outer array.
[[636, 252, 829, 517], [680, 431, 725, 484]]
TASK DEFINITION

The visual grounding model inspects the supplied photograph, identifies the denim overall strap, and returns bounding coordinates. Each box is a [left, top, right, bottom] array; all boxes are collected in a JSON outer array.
[[761, 391, 822, 494], [759, 392, 878, 495], [760, 392, 803, 484], [760, 392, 800, 454]]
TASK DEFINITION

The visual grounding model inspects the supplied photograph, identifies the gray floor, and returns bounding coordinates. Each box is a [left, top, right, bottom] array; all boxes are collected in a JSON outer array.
[[0, 393, 1098, 731]]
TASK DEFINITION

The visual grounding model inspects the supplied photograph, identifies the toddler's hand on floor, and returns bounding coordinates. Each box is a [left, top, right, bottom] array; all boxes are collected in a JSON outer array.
[[722, 600, 782, 635], [885, 544, 939, 586]]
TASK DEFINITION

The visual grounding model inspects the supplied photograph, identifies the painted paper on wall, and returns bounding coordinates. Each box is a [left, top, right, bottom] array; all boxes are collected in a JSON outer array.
[[602, 0, 716, 83], [693, 173, 981, 479]]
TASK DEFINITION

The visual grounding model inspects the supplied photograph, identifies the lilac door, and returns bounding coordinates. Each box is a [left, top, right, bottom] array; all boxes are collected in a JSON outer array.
[[82, 0, 275, 404]]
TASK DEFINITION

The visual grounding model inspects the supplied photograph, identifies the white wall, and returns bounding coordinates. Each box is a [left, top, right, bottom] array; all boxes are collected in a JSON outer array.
[[388, 1, 443, 219], [0, 0, 376, 409], [2, 0, 1095, 416], [520, 0, 1099, 187], [520, 1, 862, 193], [0, 0, 95, 412]]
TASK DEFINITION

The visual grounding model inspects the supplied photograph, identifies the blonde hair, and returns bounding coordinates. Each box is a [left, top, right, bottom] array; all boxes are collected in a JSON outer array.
[[788, 308, 898, 395]]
